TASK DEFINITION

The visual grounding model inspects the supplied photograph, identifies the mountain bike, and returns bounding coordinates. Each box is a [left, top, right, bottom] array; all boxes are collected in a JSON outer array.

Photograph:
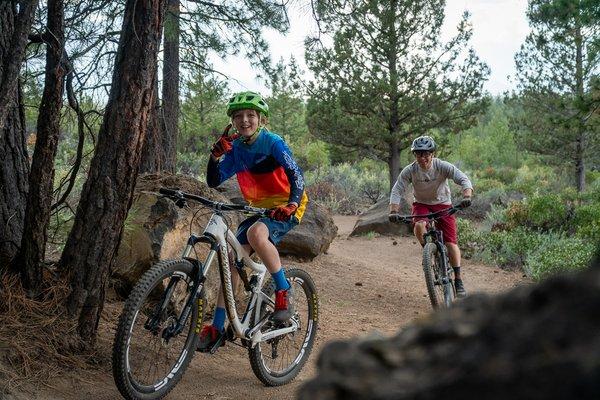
[[389, 202, 467, 309], [112, 188, 319, 400]]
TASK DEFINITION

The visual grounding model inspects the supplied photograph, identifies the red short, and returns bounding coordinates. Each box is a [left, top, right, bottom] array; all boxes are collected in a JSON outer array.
[[411, 202, 457, 244]]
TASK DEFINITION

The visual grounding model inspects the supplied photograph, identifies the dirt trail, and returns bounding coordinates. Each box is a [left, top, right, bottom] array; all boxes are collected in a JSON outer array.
[[25, 216, 526, 400]]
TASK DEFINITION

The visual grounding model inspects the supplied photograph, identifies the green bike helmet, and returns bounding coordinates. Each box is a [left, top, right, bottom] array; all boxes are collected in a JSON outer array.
[[226, 91, 269, 117]]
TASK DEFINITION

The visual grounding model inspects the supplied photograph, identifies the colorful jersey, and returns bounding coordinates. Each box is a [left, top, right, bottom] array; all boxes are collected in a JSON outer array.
[[390, 158, 472, 206], [207, 129, 309, 221]]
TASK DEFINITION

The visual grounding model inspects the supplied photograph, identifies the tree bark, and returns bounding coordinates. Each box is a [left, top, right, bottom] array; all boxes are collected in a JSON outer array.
[[161, 0, 179, 173], [60, 0, 165, 344], [139, 0, 179, 173], [388, 141, 400, 190], [0, 1, 37, 267], [0, 0, 38, 126], [139, 72, 162, 173], [14, 0, 65, 293], [385, 0, 401, 192], [574, 23, 585, 192]]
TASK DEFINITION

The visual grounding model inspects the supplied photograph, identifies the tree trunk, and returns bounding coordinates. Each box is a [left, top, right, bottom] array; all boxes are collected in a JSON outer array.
[[575, 131, 585, 192], [139, 73, 162, 173], [574, 23, 585, 192], [388, 140, 401, 191], [60, 0, 165, 344], [0, 0, 38, 126], [139, 0, 178, 174], [161, 0, 180, 173], [385, 0, 400, 193], [14, 0, 65, 294], [0, 1, 37, 267]]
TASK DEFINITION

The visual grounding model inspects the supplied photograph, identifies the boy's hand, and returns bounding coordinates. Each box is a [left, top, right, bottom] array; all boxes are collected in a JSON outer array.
[[211, 124, 238, 158], [269, 203, 298, 221]]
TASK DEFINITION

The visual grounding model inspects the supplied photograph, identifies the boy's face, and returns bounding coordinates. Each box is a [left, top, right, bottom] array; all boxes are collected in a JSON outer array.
[[232, 109, 260, 138]]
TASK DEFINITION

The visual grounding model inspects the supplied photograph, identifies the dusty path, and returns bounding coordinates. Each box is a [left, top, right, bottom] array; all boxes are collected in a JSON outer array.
[[25, 216, 526, 400]]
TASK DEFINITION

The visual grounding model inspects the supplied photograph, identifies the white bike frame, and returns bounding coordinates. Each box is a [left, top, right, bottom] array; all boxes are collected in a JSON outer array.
[[181, 213, 298, 347]]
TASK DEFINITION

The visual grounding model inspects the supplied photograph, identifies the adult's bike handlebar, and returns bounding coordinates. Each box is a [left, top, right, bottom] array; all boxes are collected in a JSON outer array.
[[388, 199, 471, 224]]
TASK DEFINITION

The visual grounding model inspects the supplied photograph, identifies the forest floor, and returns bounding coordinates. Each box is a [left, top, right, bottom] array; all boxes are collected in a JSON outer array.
[[5, 215, 527, 400]]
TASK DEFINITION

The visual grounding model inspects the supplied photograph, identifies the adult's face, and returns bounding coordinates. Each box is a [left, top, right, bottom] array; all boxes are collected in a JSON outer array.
[[414, 150, 433, 169]]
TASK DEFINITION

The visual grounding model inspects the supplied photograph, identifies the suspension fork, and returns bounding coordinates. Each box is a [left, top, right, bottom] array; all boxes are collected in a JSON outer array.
[[159, 236, 216, 339], [160, 259, 207, 339]]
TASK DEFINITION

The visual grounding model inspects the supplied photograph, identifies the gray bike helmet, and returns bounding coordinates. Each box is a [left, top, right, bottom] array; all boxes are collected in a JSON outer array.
[[410, 136, 436, 152]]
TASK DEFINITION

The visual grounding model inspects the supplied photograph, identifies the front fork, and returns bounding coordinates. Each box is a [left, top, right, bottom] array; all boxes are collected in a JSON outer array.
[[425, 233, 452, 285]]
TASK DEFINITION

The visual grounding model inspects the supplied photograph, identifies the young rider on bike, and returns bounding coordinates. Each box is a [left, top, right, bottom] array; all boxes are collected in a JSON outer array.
[[389, 135, 473, 298], [199, 91, 309, 351]]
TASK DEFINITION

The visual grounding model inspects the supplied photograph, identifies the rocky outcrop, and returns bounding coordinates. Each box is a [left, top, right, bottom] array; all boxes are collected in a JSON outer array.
[[278, 202, 338, 260], [299, 257, 600, 400], [351, 198, 412, 237], [114, 173, 239, 301], [213, 177, 337, 260]]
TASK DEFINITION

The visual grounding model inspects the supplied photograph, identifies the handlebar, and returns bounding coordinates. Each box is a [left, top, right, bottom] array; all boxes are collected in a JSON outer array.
[[389, 201, 469, 224], [158, 187, 270, 217]]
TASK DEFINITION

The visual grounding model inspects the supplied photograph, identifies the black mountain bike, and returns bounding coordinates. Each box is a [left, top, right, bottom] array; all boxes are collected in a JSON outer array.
[[390, 202, 468, 308], [112, 188, 319, 400]]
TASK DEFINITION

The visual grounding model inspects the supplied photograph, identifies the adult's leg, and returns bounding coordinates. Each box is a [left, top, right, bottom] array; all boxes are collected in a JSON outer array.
[[446, 243, 462, 280], [413, 221, 427, 245]]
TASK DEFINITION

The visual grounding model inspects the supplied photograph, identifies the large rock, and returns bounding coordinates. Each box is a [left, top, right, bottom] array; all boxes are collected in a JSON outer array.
[[299, 257, 600, 400], [114, 173, 240, 302], [278, 202, 338, 260], [351, 198, 412, 237], [213, 177, 337, 260]]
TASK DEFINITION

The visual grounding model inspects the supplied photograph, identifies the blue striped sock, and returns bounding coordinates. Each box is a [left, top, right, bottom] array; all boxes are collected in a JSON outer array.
[[272, 268, 290, 291], [212, 307, 226, 332]]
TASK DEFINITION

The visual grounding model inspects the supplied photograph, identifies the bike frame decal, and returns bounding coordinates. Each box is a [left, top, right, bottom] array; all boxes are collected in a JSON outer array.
[[153, 349, 188, 390], [203, 213, 268, 340], [195, 297, 204, 334]]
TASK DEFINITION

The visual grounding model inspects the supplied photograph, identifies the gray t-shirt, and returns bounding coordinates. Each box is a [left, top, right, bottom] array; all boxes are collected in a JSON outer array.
[[390, 158, 472, 206]]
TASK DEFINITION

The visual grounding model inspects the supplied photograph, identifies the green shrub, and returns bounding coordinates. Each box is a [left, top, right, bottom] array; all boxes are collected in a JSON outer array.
[[526, 194, 568, 231], [306, 162, 388, 214], [525, 236, 595, 280], [572, 203, 600, 245], [502, 194, 570, 233], [504, 201, 529, 229], [477, 166, 518, 186], [473, 178, 505, 194], [508, 164, 556, 195], [457, 218, 482, 259], [478, 227, 548, 269], [482, 203, 510, 231]]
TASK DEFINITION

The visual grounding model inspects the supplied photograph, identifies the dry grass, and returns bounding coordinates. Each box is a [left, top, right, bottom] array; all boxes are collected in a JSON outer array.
[[0, 272, 107, 394]]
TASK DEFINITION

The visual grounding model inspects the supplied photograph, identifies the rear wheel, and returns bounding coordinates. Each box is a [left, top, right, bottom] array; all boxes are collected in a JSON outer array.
[[112, 259, 204, 400], [248, 268, 319, 386]]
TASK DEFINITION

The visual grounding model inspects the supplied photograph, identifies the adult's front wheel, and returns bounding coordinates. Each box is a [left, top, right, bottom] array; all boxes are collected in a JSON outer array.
[[112, 259, 204, 400], [422, 243, 450, 308], [248, 268, 319, 386]]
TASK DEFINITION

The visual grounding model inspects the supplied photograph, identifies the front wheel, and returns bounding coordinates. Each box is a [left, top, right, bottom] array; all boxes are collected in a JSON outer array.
[[248, 268, 319, 386], [423, 243, 454, 308], [112, 259, 204, 400]]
